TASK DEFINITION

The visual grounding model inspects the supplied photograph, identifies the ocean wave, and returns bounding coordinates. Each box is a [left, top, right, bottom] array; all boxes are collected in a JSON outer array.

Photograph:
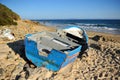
[[79, 26, 120, 34], [79, 26, 120, 31], [75, 23, 106, 26], [39, 21, 120, 34]]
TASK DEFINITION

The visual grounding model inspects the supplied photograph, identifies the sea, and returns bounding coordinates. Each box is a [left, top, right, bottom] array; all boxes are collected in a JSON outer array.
[[33, 19, 120, 35]]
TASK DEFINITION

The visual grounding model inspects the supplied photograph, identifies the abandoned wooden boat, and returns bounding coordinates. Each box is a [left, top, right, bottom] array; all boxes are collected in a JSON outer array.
[[25, 26, 88, 71]]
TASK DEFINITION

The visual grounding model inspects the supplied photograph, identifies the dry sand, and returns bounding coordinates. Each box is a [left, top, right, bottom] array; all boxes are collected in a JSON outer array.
[[0, 20, 120, 80]]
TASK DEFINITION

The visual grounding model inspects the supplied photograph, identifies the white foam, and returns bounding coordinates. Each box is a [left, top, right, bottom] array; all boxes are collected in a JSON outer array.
[[39, 21, 120, 35]]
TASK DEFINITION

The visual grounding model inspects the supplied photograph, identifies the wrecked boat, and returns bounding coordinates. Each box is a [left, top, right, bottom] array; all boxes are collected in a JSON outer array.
[[25, 26, 88, 71]]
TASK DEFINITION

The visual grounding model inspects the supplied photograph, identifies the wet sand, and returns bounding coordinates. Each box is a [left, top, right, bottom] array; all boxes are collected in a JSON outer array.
[[0, 20, 120, 80]]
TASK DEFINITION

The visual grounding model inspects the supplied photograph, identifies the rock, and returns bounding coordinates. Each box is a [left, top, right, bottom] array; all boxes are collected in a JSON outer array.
[[92, 35, 104, 41], [90, 44, 101, 50]]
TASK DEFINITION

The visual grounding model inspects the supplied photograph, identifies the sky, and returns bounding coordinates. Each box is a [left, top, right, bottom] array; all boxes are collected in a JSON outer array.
[[0, 0, 120, 19]]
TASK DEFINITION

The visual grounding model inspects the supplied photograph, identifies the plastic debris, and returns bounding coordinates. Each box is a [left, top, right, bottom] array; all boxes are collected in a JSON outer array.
[[0, 29, 15, 40]]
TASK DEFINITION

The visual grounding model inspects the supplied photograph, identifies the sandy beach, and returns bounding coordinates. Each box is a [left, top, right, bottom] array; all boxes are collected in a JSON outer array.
[[0, 20, 120, 80]]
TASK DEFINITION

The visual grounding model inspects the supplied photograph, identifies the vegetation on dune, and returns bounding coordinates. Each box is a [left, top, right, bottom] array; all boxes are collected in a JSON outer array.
[[0, 3, 21, 26]]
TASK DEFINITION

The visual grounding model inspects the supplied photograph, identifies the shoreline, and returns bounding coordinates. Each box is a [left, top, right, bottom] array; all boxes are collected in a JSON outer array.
[[36, 19, 120, 35], [36, 23, 120, 36]]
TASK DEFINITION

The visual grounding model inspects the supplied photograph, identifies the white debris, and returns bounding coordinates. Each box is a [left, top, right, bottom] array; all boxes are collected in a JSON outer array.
[[0, 29, 15, 40]]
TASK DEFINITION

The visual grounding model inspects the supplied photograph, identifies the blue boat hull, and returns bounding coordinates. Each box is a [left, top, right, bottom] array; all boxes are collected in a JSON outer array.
[[24, 26, 88, 71]]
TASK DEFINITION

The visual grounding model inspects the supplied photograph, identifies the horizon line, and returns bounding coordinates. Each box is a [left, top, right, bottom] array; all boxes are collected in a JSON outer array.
[[29, 18, 120, 20]]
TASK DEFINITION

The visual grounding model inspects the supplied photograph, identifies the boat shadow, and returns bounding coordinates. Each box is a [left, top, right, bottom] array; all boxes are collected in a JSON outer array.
[[7, 40, 31, 63]]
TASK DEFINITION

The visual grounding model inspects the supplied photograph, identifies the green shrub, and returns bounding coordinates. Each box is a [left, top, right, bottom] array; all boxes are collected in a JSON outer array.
[[0, 3, 20, 26]]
